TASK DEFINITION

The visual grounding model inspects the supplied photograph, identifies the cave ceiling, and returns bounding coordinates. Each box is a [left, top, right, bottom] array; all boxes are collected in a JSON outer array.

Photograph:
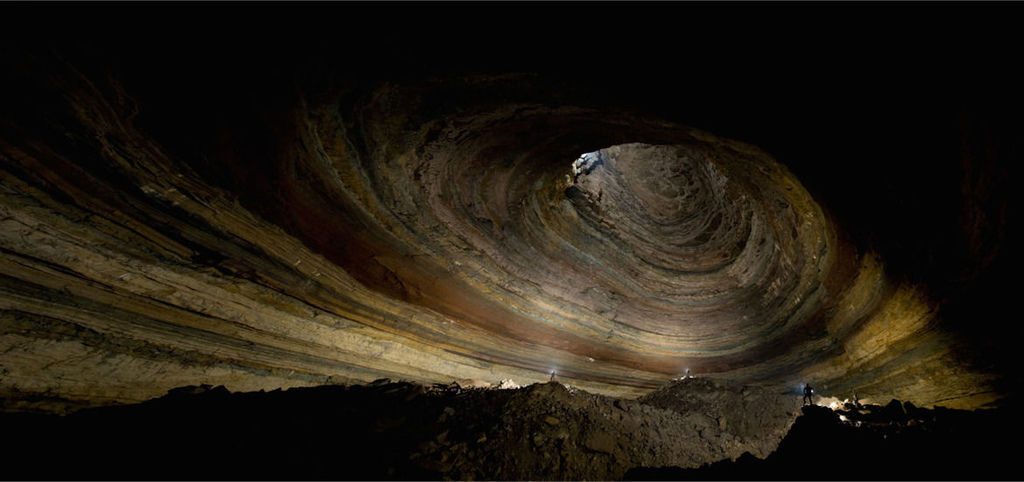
[[0, 5, 1020, 411]]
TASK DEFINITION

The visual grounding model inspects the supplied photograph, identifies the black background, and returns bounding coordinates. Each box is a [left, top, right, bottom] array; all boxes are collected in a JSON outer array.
[[3, 1, 1022, 400]]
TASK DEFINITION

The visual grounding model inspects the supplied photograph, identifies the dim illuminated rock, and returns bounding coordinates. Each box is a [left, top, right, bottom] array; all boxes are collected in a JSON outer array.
[[0, 35, 1012, 413]]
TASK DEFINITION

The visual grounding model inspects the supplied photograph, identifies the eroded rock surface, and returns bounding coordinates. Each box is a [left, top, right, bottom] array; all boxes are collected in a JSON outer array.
[[0, 8, 1018, 413]]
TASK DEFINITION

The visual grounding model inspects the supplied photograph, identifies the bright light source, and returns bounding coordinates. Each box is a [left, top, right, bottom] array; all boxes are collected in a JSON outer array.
[[570, 151, 601, 181]]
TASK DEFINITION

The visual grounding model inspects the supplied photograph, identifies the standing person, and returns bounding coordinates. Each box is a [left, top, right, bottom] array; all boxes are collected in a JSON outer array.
[[803, 384, 815, 406]]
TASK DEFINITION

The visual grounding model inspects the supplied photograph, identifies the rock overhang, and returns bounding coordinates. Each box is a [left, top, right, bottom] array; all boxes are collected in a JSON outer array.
[[0, 5, 1019, 412]]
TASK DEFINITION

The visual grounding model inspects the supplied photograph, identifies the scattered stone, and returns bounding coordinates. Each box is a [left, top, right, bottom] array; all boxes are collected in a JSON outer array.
[[583, 431, 616, 454], [497, 379, 520, 389], [543, 415, 561, 426], [437, 406, 456, 423], [405, 385, 426, 401], [417, 459, 450, 473], [164, 384, 226, 397], [903, 400, 918, 415]]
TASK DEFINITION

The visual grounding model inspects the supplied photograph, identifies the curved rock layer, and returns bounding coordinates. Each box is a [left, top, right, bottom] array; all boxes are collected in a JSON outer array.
[[0, 42, 1009, 410]]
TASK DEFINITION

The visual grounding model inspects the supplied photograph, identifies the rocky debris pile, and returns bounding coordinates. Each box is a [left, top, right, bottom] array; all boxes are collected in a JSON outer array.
[[406, 379, 806, 480], [0, 378, 806, 480], [638, 377, 802, 459], [626, 402, 1022, 480], [496, 379, 520, 389], [834, 398, 931, 428], [15, 378, 1015, 481]]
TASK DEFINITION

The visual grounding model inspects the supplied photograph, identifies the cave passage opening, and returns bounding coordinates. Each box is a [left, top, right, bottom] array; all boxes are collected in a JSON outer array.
[[570, 150, 603, 183]]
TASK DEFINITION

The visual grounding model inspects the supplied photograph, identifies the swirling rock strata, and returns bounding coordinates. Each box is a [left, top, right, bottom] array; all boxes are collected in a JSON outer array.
[[0, 46, 1006, 411]]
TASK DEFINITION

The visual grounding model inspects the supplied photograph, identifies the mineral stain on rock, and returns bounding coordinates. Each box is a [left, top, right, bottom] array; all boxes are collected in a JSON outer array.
[[0, 4, 1020, 480]]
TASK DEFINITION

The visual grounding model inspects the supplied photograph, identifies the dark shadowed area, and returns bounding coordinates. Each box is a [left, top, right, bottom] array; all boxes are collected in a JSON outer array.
[[1, 3, 1021, 480]]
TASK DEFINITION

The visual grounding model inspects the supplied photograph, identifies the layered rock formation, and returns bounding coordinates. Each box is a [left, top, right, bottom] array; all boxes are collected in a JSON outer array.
[[0, 5, 1018, 412]]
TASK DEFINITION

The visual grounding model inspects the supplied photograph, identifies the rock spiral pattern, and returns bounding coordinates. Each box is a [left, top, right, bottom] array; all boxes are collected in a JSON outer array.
[[0, 50, 1001, 411]]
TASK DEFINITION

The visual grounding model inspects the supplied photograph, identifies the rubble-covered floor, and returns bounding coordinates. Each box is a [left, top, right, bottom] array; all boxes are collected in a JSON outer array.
[[629, 399, 1022, 480], [1, 379, 1018, 480]]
